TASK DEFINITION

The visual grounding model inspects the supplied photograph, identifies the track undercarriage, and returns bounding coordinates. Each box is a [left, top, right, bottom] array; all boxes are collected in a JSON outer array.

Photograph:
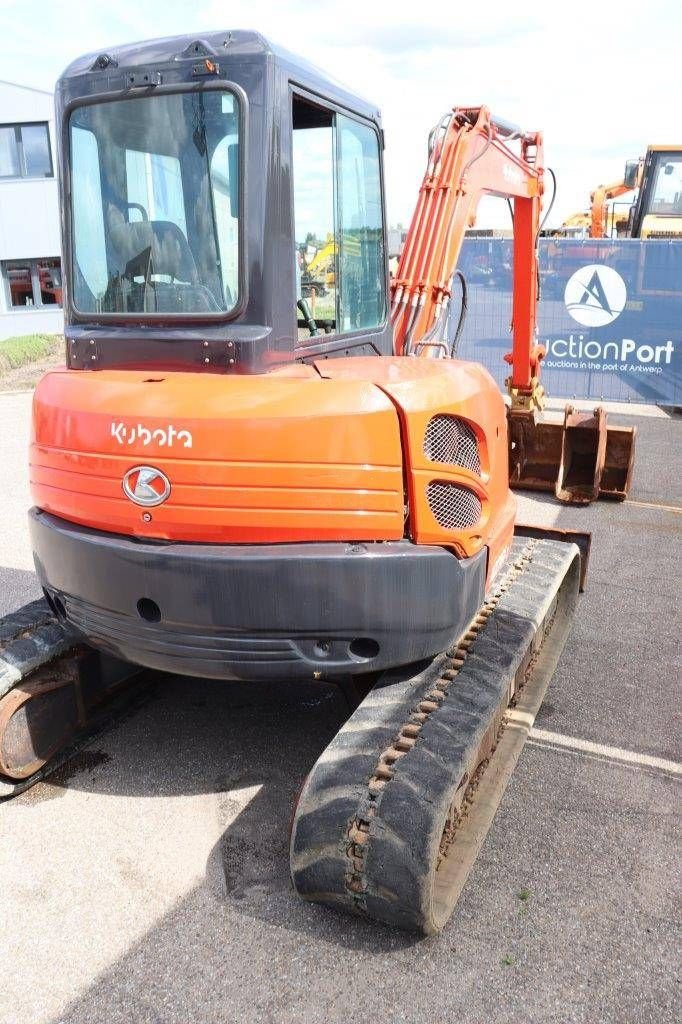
[[0, 603, 146, 798], [1, 536, 582, 933], [290, 536, 581, 932]]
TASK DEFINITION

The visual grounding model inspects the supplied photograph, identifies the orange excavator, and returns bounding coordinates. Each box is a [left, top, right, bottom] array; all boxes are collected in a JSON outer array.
[[559, 159, 641, 238], [590, 165, 641, 238], [0, 31, 629, 934]]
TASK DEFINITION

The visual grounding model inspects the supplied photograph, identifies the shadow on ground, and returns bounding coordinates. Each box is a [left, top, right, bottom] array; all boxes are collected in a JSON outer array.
[[35, 668, 679, 1024], [27, 674, 421, 958]]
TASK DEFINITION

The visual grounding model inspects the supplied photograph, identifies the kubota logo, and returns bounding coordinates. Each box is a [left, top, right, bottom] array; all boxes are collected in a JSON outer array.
[[123, 466, 171, 507], [502, 162, 523, 185], [111, 422, 193, 448], [564, 265, 627, 327]]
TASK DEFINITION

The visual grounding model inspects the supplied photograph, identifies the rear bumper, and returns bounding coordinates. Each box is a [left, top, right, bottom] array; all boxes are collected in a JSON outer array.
[[29, 509, 487, 681]]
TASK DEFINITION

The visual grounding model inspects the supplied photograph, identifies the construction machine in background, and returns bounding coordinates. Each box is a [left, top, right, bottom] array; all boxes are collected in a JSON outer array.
[[0, 31, 626, 934], [629, 146, 682, 238], [589, 163, 641, 239], [563, 145, 682, 239], [559, 146, 682, 369], [305, 235, 338, 284], [555, 210, 591, 237]]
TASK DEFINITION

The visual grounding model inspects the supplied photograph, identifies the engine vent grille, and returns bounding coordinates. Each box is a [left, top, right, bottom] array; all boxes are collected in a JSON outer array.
[[423, 415, 481, 475], [426, 481, 482, 530]]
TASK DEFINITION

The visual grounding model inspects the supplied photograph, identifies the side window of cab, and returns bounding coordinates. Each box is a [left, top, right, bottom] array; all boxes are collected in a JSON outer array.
[[291, 95, 385, 343]]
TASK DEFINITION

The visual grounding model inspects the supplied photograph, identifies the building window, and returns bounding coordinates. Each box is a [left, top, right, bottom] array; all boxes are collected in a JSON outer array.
[[0, 123, 53, 179], [2, 258, 62, 308]]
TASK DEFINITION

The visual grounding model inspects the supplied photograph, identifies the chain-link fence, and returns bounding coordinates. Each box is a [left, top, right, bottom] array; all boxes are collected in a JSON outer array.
[[450, 238, 682, 405]]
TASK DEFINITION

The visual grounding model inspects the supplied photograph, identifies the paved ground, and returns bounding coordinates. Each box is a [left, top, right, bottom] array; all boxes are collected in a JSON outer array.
[[0, 391, 679, 1024]]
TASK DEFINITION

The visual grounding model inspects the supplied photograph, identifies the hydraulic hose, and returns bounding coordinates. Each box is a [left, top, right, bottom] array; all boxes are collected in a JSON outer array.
[[448, 270, 468, 357]]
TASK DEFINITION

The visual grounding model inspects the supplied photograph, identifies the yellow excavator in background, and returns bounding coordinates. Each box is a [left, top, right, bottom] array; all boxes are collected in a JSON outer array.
[[631, 145, 682, 238], [562, 145, 682, 238], [306, 234, 337, 283], [557, 210, 591, 236]]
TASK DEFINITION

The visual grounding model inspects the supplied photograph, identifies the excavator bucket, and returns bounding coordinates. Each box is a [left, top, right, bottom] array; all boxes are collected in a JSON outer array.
[[600, 422, 638, 499], [557, 406, 608, 504], [508, 405, 636, 505]]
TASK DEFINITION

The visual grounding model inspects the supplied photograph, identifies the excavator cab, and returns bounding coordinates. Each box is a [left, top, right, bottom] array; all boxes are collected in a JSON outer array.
[[632, 146, 682, 238], [58, 33, 392, 373]]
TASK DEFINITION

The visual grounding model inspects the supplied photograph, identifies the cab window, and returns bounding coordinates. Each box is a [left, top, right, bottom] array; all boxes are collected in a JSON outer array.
[[292, 96, 385, 341], [649, 154, 682, 215], [69, 90, 240, 316]]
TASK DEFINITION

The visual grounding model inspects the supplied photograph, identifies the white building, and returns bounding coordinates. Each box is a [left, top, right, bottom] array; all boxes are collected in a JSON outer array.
[[0, 80, 63, 340]]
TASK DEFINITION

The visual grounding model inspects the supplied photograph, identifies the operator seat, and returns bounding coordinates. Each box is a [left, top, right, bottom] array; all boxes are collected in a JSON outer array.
[[105, 206, 222, 312]]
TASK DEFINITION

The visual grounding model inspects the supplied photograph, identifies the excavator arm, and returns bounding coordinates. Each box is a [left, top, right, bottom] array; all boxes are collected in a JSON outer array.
[[392, 106, 546, 406], [392, 105, 635, 504], [590, 180, 635, 238]]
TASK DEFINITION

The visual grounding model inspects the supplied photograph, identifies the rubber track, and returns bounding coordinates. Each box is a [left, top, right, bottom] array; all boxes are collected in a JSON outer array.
[[0, 599, 76, 698], [0, 601, 148, 800], [290, 537, 581, 933], [0, 600, 79, 797]]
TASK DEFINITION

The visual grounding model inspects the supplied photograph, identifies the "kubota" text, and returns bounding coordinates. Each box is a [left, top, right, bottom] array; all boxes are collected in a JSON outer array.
[[111, 422, 193, 448]]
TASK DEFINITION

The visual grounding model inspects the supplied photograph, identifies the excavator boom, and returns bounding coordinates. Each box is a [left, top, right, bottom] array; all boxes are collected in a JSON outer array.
[[391, 105, 635, 504], [392, 106, 543, 397]]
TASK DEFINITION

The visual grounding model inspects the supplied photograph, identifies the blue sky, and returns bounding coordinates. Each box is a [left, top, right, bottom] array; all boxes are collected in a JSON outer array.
[[0, 0, 679, 227]]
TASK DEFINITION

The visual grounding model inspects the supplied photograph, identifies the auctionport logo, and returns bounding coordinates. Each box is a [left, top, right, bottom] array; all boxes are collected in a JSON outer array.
[[564, 264, 627, 327]]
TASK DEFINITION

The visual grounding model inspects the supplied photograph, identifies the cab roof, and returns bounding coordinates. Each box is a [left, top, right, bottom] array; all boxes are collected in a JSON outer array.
[[58, 29, 382, 125]]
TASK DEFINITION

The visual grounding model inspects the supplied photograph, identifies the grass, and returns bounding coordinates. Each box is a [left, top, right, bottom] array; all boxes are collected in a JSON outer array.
[[0, 333, 62, 373], [517, 886, 532, 916]]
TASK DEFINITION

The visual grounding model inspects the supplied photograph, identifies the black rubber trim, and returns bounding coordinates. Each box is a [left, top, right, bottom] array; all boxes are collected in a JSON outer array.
[[29, 509, 487, 681]]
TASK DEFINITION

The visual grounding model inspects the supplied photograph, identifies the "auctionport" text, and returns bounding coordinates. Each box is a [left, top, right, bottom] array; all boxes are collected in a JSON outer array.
[[544, 336, 675, 365]]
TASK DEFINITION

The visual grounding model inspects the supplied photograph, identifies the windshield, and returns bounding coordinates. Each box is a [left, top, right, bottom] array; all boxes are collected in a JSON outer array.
[[647, 153, 682, 216], [69, 90, 240, 315]]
